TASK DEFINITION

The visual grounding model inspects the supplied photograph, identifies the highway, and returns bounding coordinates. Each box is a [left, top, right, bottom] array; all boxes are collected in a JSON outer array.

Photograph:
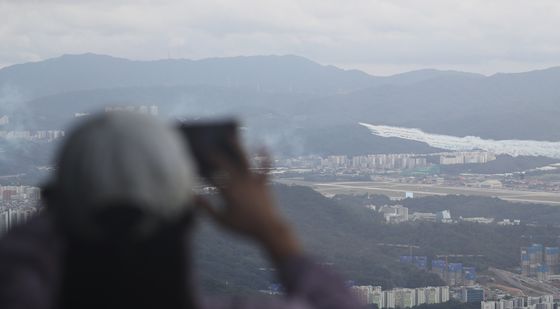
[[489, 268, 560, 296]]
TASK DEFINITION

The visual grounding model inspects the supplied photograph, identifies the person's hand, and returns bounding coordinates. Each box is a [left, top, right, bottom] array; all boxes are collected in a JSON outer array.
[[196, 145, 302, 263]]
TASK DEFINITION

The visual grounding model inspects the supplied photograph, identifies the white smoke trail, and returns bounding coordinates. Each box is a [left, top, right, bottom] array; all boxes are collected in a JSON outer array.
[[359, 122, 560, 159]]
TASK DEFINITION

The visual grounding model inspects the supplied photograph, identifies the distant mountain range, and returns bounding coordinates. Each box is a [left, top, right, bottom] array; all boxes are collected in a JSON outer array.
[[1, 53, 559, 156], [0, 53, 485, 99], [0, 53, 377, 98]]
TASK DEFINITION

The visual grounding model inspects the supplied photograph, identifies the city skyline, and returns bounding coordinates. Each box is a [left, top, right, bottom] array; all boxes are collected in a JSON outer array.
[[2, 2, 560, 308]]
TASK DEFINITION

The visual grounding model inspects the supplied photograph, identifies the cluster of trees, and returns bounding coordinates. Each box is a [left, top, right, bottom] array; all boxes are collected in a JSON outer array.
[[0, 140, 54, 185]]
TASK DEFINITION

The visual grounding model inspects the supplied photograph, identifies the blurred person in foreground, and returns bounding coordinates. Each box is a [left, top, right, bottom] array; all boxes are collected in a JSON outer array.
[[0, 112, 360, 309]]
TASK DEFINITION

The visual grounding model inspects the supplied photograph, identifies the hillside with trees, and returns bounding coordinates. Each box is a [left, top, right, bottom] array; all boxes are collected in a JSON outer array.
[[193, 184, 560, 294]]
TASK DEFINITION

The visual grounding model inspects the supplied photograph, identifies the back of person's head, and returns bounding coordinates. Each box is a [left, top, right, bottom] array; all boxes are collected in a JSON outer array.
[[45, 112, 198, 309], [47, 111, 197, 240]]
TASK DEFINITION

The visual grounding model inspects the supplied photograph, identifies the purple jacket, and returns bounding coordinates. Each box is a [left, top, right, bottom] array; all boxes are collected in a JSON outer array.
[[0, 215, 361, 309]]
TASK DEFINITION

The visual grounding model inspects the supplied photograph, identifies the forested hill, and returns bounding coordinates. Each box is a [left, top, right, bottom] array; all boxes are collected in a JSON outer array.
[[192, 184, 560, 294]]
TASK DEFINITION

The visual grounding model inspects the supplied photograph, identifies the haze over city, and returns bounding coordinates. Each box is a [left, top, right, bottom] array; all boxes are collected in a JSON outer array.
[[2, 2, 560, 309]]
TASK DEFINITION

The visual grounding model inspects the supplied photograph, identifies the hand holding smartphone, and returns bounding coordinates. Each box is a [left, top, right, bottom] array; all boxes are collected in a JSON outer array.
[[178, 119, 302, 261]]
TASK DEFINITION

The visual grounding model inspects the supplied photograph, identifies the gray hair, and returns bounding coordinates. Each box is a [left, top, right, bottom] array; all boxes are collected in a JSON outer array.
[[51, 112, 197, 238]]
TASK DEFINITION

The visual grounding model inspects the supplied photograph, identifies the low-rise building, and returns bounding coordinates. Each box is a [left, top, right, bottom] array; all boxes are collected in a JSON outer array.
[[461, 286, 484, 303], [379, 205, 409, 224]]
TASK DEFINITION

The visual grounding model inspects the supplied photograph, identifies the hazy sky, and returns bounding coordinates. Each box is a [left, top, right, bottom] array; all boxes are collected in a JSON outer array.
[[2, 0, 560, 75]]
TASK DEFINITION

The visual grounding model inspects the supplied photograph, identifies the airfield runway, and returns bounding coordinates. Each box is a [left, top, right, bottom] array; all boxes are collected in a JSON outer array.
[[274, 178, 560, 205]]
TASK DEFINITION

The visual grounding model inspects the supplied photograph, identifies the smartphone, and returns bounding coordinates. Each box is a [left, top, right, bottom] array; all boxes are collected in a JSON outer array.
[[177, 119, 244, 177]]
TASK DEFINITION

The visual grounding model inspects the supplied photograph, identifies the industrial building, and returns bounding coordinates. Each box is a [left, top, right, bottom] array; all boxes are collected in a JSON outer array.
[[461, 286, 484, 303], [379, 205, 409, 224]]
